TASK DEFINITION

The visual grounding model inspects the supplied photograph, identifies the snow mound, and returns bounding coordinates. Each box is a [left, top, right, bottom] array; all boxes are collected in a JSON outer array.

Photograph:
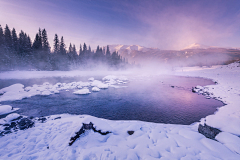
[[0, 113, 21, 124], [73, 89, 91, 95], [0, 105, 19, 115]]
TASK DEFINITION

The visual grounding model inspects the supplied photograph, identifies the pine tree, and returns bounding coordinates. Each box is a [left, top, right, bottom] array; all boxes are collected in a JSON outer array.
[[79, 44, 82, 55], [0, 25, 6, 70], [4, 25, 12, 50], [38, 28, 42, 50], [106, 45, 111, 57], [53, 34, 59, 54], [0, 25, 4, 46], [83, 43, 87, 52], [11, 28, 18, 52], [42, 29, 50, 52], [59, 36, 66, 55], [88, 45, 91, 53]]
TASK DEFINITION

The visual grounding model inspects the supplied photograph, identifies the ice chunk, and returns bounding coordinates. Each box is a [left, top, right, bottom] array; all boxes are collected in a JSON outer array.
[[92, 87, 100, 92], [91, 80, 108, 89], [73, 89, 91, 95]]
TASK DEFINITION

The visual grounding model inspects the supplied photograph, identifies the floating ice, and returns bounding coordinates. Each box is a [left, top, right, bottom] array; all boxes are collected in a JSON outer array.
[[73, 88, 91, 95], [92, 87, 100, 92], [91, 80, 108, 89]]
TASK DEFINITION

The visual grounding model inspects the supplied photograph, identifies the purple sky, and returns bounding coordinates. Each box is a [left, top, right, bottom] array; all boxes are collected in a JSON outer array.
[[1, 0, 240, 50]]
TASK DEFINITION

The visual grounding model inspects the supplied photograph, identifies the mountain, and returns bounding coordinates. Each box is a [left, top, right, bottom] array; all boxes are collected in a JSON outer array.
[[107, 45, 155, 54], [182, 43, 214, 50], [106, 44, 240, 67]]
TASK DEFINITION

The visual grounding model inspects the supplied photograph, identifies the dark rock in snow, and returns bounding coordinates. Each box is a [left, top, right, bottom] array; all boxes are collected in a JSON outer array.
[[83, 122, 93, 130], [17, 118, 34, 130], [127, 131, 134, 135], [38, 117, 47, 123], [198, 124, 221, 139], [54, 117, 61, 120], [192, 87, 197, 93], [69, 122, 111, 146]]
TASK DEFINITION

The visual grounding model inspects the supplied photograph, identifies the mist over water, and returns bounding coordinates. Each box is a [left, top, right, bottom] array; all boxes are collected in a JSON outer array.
[[0, 73, 224, 124]]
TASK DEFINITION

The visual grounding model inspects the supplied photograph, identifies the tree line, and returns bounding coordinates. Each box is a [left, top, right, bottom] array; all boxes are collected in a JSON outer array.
[[0, 24, 129, 71]]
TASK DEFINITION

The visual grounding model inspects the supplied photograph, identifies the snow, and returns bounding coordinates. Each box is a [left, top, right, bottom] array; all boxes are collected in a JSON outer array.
[[0, 114, 239, 159], [1, 62, 240, 159], [73, 88, 91, 95], [0, 105, 19, 115]]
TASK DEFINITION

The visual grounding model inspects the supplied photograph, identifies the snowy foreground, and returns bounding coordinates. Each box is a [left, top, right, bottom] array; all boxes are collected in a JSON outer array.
[[0, 62, 240, 159]]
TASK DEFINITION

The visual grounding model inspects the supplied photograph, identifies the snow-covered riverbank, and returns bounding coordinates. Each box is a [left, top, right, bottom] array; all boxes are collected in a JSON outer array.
[[0, 62, 240, 159]]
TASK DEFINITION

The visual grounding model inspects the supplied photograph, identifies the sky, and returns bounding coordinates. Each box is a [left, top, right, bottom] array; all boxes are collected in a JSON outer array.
[[0, 0, 240, 50]]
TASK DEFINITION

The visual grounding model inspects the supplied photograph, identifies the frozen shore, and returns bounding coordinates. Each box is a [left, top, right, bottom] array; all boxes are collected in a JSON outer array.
[[0, 62, 240, 159]]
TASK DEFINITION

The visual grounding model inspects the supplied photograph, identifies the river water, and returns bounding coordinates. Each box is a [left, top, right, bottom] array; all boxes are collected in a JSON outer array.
[[0, 75, 224, 124]]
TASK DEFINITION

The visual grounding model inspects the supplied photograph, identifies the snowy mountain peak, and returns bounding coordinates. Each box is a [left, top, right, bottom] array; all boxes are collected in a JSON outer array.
[[183, 43, 211, 50], [107, 44, 150, 53]]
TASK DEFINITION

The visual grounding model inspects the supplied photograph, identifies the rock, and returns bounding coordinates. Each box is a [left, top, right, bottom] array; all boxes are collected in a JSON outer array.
[[17, 118, 34, 130], [127, 131, 134, 135], [38, 117, 47, 123], [83, 122, 93, 130], [69, 122, 111, 146], [192, 87, 197, 93], [54, 117, 61, 120], [198, 124, 221, 139]]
